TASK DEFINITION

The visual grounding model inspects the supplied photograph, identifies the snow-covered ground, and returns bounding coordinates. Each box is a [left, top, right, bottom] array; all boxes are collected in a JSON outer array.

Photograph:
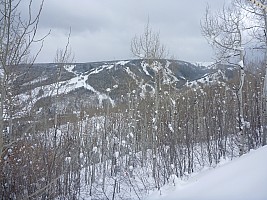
[[193, 61, 214, 68], [147, 146, 267, 200]]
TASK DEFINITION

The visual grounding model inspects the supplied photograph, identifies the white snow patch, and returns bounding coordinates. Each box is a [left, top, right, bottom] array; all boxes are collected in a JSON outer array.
[[147, 146, 267, 200], [114, 151, 119, 158], [128, 132, 134, 138], [64, 64, 76, 73], [141, 62, 152, 77], [89, 65, 106, 75], [88, 64, 115, 75], [125, 67, 139, 85], [238, 60, 244, 68], [194, 61, 214, 68], [92, 146, 97, 153], [0, 68, 3, 78], [163, 61, 179, 83], [65, 157, 71, 163], [186, 70, 227, 88], [168, 123, 174, 133], [22, 76, 49, 86], [116, 60, 129, 65], [151, 61, 162, 72]]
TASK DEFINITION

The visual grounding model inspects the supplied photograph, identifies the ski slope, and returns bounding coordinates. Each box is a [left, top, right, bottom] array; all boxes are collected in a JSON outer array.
[[147, 146, 267, 200]]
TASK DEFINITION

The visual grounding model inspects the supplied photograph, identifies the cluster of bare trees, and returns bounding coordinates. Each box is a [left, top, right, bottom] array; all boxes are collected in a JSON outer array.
[[201, 0, 267, 153], [2, 67, 265, 198], [0, 0, 44, 159], [1, 0, 267, 199], [0, 0, 80, 198]]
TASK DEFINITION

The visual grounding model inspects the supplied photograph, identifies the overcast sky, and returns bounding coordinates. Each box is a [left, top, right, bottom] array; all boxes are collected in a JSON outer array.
[[29, 0, 230, 63]]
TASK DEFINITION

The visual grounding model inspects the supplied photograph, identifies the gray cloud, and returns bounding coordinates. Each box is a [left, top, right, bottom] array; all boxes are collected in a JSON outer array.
[[29, 0, 229, 63]]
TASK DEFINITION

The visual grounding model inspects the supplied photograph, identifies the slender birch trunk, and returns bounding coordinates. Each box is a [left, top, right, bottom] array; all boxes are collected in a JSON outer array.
[[262, 10, 267, 146], [237, 48, 245, 155], [0, 73, 5, 157]]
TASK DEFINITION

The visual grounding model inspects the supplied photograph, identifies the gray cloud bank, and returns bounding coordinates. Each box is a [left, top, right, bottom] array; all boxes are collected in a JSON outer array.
[[28, 0, 227, 63]]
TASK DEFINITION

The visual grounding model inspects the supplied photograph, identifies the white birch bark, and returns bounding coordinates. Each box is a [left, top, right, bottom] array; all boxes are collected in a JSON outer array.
[[0, 72, 5, 157], [262, 9, 267, 146], [238, 48, 245, 155]]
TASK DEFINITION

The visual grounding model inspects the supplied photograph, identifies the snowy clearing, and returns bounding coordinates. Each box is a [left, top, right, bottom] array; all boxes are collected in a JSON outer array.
[[147, 145, 267, 200]]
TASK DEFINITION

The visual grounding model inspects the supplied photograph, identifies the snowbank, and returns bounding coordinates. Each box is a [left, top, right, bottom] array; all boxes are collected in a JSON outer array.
[[147, 146, 267, 200]]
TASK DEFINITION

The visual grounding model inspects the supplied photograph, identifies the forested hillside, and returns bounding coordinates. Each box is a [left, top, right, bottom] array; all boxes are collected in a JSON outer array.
[[0, 58, 265, 199], [1, 0, 267, 199]]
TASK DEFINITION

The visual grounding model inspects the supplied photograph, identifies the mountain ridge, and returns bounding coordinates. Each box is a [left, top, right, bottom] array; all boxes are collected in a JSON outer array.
[[9, 59, 237, 121]]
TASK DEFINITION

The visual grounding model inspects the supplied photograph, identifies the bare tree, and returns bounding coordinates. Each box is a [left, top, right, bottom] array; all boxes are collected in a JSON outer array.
[[131, 20, 170, 187], [0, 0, 46, 158], [131, 20, 167, 62], [53, 29, 74, 145], [236, 0, 267, 145], [201, 3, 248, 155]]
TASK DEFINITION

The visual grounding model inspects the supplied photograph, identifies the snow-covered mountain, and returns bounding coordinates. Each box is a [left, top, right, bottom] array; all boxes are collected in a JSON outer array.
[[12, 59, 237, 118]]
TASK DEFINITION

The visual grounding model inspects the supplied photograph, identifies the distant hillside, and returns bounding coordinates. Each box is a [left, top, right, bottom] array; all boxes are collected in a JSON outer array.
[[9, 59, 237, 120]]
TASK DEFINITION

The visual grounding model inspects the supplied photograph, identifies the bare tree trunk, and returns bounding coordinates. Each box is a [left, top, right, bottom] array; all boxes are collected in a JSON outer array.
[[238, 48, 245, 155], [262, 10, 267, 146], [0, 73, 5, 157]]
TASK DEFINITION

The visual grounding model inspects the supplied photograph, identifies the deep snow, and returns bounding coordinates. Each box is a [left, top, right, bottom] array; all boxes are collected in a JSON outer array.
[[147, 146, 267, 200]]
